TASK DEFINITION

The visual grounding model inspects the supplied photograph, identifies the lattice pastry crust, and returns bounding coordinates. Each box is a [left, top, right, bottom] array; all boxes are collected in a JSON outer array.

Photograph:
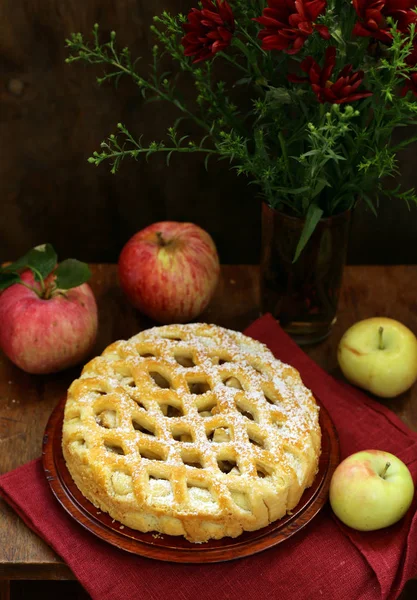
[[62, 323, 321, 543]]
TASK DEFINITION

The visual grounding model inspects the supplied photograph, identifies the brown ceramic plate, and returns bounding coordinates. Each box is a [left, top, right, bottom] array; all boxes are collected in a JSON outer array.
[[42, 396, 339, 563]]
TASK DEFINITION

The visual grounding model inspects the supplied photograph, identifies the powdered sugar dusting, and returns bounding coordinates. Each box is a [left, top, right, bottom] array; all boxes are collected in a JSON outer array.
[[63, 322, 321, 542]]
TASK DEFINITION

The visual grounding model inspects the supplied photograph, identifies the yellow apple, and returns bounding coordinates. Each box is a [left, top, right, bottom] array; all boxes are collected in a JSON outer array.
[[337, 317, 417, 398], [329, 450, 415, 531]]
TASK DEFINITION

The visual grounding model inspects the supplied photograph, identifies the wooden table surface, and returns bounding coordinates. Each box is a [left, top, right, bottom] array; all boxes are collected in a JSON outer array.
[[1, 264, 417, 596]]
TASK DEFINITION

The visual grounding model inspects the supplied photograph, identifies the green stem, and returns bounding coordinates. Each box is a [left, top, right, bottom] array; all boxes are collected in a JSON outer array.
[[48, 286, 68, 300], [137, 146, 218, 156], [108, 58, 210, 132], [236, 25, 267, 57], [92, 145, 219, 167], [75, 41, 211, 133], [30, 266, 46, 294], [217, 51, 248, 74], [232, 37, 264, 81], [18, 281, 42, 298], [391, 134, 417, 153], [378, 326, 384, 350], [278, 132, 294, 186]]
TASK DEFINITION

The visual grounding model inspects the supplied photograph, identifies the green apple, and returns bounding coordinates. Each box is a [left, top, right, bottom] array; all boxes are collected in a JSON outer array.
[[329, 450, 415, 531], [337, 317, 417, 398]]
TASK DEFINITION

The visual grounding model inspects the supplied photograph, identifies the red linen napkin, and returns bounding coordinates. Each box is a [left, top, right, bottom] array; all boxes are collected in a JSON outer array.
[[1, 313, 417, 600]]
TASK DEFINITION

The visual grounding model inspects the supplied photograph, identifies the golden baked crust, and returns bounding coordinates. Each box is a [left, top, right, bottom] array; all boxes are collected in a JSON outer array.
[[62, 323, 321, 543]]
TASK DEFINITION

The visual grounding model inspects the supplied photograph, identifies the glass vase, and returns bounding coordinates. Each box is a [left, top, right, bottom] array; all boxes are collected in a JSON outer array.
[[260, 203, 351, 345]]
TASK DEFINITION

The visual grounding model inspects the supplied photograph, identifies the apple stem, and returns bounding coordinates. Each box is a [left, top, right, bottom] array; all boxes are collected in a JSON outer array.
[[18, 280, 42, 299], [380, 462, 391, 479], [51, 288, 68, 299], [378, 326, 384, 350], [156, 231, 167, 247], [43, 285, 53, 300], [30, 267, 46, 295]]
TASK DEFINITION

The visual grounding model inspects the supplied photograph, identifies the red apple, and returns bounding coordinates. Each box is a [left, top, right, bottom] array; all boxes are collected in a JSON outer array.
[[118, 222, 220, 323], [0, 271, 98, 374]]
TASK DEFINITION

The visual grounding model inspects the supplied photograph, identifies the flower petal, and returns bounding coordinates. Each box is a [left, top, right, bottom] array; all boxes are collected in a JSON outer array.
[[255, 0, 324, 53], [315, 24, 330, 39], [305, 0, 327, 20], [181, 0, 235, 61], [288, 73, 309, 82]]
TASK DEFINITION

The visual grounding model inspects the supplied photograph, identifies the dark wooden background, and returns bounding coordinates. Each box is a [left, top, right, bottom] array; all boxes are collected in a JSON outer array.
[[1, 0, 417, 266]]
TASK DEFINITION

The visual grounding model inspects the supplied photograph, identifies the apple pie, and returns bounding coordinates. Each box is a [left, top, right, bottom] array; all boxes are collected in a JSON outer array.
[[62, 323, 321, 543]]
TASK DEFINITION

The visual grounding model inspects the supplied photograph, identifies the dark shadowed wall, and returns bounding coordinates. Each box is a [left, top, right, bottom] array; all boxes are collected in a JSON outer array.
[[1, 0, 417, 265]]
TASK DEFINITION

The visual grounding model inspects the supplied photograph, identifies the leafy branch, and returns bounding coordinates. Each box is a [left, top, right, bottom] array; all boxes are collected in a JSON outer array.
[[0, 244, 91, 296], [66, 24, 209, 132], [65, 0, 417, 258], [88, 123, 218, 173]]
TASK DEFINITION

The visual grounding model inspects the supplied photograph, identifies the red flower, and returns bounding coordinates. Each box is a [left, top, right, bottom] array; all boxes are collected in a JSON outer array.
[[182, 0, 235, 63], [288, 46, 373, 103], [253, 0, 330, 55], [352, 0, 417, 42]]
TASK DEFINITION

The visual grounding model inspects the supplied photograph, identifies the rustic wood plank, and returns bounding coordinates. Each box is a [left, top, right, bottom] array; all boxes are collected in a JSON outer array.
[[0, 581, 10, 600]]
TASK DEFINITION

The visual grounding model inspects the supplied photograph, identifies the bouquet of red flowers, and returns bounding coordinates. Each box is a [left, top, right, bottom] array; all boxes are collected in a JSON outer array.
[[67, 0, 417, 257]]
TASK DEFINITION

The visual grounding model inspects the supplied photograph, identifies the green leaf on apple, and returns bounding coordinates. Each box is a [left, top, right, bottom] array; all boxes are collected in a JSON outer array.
[[1, 243, 57, 281], [0, 244, 91, 297], [54, 259, 91, 290], [0, 272, 21, 291]]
